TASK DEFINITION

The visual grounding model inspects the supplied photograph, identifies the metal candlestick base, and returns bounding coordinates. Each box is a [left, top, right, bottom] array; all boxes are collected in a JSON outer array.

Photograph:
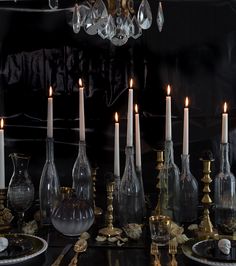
[[92, 168, 103, 217], [0, 188, 13, 231], [98, 182, 122, 237]]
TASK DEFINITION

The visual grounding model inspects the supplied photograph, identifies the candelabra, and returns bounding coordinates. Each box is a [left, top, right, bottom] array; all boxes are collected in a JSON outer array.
[[198, 157, 218, 239], [154, 150, 164, 215], [99, 182, 122, 237], [0, 188, 13, 231], [92, 167, 103, 216]]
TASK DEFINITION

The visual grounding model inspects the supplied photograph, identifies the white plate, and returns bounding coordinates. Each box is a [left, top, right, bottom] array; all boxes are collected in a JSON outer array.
[[0, 234, 48, 265], [182, 239, 236, 266]]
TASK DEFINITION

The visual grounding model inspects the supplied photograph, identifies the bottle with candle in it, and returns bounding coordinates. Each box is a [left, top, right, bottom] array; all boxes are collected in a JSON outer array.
[[214, 103, 236, 235]]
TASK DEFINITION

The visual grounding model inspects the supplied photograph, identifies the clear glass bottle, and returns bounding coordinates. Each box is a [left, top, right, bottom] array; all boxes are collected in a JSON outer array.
[[136, 166, 146, 218], [72, 141, 93, 206], [180, 154, 198, 223], [39, 138, 60, 225], [7, 153, 34, 232], [214, 143, 236, 235], [159, 140, 180, 223], [119, 146, 144, 225]]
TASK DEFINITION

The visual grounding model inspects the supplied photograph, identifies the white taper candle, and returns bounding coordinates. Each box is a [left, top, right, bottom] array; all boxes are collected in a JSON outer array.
[[183, 97, 189, 155], [222, 102, 228, 144], [165, 85, 172, 141], [114, 112, 120, 177], [0, 119, 5, 188], [79, 79, 85, 141], [135, 104, 141, 168], [47, 86, 53, 138], [126, 79, 133, 147]]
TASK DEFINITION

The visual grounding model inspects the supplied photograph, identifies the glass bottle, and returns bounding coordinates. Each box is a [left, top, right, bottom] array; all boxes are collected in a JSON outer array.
[[180, 154, 198, 223], [7, 153, 34, 232], [39, 138, 60, 225], [136, 166, 146, 218], [119, 146, 144, 225], [72, 141, 93, 206], [214, 143, 236, 235], [159, 140, 180, 223]]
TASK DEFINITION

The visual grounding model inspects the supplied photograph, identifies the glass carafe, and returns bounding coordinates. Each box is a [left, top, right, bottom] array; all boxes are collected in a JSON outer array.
[[72, 141, 93, 205], [39, 138, 60, 225], [159, 140, 180, 223], [214, 143, 236, 234], [180, 154, 198, 223], [7, 153, 34, 231], [119, 146, 144, 225]]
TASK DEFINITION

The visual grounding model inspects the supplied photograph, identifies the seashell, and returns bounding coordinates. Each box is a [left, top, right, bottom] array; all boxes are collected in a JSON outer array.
[[170, 221, 184, 237], [80, 232, 90, 240], [123, 223, 142, 240], [218, 239, 231, 255], [22, 220, 38, 235], [108, 237, 118, 243], [116, 236, 128, 242], [0, 237, 8, 252], [117, 240, 125, 247], [187, 224, 199, 231], [96, 235, 107, 242]]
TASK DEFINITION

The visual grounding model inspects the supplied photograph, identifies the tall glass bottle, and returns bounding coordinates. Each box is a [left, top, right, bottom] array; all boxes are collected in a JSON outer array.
[[39, 138, 60, 225], [119, 146, 144, 225], [180, 154, 198, 223], [214, 143, 236, 235], [159, 140, 180, 223], [136, 166, 146, 218], [72, 141, 93, 206]]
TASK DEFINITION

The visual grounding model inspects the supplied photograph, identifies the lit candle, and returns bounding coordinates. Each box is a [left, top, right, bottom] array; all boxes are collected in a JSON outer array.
[[114, 112, 120, 177], [79, 78, 85, 141], [165, 85, 172, 141], [127, 79, 133, 147], [0, 119, 5, 188], [47, 86, 53, 138], [183, 97, 189, 155], [222, 102, 228, 144], [135, 104, 141, 168]]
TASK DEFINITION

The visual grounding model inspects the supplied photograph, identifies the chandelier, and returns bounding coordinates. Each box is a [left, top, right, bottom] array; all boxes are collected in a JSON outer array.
[[49, 0, 164, 46]]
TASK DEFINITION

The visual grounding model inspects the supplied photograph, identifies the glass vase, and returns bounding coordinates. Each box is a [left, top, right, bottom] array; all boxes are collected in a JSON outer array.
[[179, 154, 198, 223], [7, 153, 34, 232], [72, 141, 93, 206], [158, 140, 180, 223], [39, 138, 60, 225], [214, 143, 236, 235], [119, 146, 144, 226]]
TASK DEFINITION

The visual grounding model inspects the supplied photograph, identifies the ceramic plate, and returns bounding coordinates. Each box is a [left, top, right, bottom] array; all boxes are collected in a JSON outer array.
[[0, 233, 48, 265], [192, 240, 236, 262], [182, 239, 236, 266]]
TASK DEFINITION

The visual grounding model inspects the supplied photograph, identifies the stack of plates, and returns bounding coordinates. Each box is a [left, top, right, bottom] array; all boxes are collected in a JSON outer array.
[[182, 239, 236, 266]]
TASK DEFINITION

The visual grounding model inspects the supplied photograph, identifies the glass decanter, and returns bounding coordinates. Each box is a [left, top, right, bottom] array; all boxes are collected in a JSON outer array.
[[7, 153, 34, 232], [72, 141, 93, 205], [136, 166, 146, 218], [39, 138, 60, 225], [158, 140, 180, 223], [179, 154, 198, 223], [214, 143, 236, 235], [51, 187, 94, 236], [119, 146, 144, 225]]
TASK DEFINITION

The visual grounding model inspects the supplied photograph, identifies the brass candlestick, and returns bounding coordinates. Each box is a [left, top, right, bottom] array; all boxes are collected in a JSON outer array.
[[0, 188, 13, 231], [99, 182, 122, 237], [92, 168, 103, 216], [155, 150, 164, 215], [198, 158, 218, 239]]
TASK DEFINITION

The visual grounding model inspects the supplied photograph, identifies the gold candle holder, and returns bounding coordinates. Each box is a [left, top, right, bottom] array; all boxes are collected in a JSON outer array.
[[198, 158, 218, 239], [0, 188, 13, 231], [99, 182, 122, 237], [154, 150, 164, 215], [92, 168, 103, 216]]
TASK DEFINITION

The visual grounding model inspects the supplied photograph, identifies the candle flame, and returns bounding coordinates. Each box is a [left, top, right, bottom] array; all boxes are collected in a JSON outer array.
[[129, 78, 133, 88], [135, 104, 138, 113], [0, 119, 3, 129], [115, 112, 118, 122], [224, 102, 227, 113], [49, 86, 53, 97], [79, 78, 83, 87], [167, 85, 171, 96], [185, 97, 189, 107]]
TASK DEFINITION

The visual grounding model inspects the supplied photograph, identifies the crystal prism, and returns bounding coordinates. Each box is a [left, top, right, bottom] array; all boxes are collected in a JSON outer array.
[[110, 15, 129, 46], [137, 0, 152, 30], [72, 4, 81, 34], [98, 15, 115, 39], [48, 0, 58, 9], [130, 15, 142, 39], [157, 2, 164, 32]]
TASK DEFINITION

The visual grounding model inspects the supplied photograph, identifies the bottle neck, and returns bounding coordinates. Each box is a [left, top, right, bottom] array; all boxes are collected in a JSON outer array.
[[219, 142, 231, 173], [46, 138, 54, 162], [11, 153, 30, 176], [79, 140, 87, 158], [181, 154, 190, 176], [164, 140, 175, 166], [125, 146, 135, 164]]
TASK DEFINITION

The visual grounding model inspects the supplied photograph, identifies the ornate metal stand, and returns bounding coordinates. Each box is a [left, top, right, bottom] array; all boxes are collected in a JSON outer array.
[[92, 168, 103, 216], [0, 188, 13, 231], [155, 150, 164, 215], [198, 158, 218, 239], [99, 182, 122, 237]]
